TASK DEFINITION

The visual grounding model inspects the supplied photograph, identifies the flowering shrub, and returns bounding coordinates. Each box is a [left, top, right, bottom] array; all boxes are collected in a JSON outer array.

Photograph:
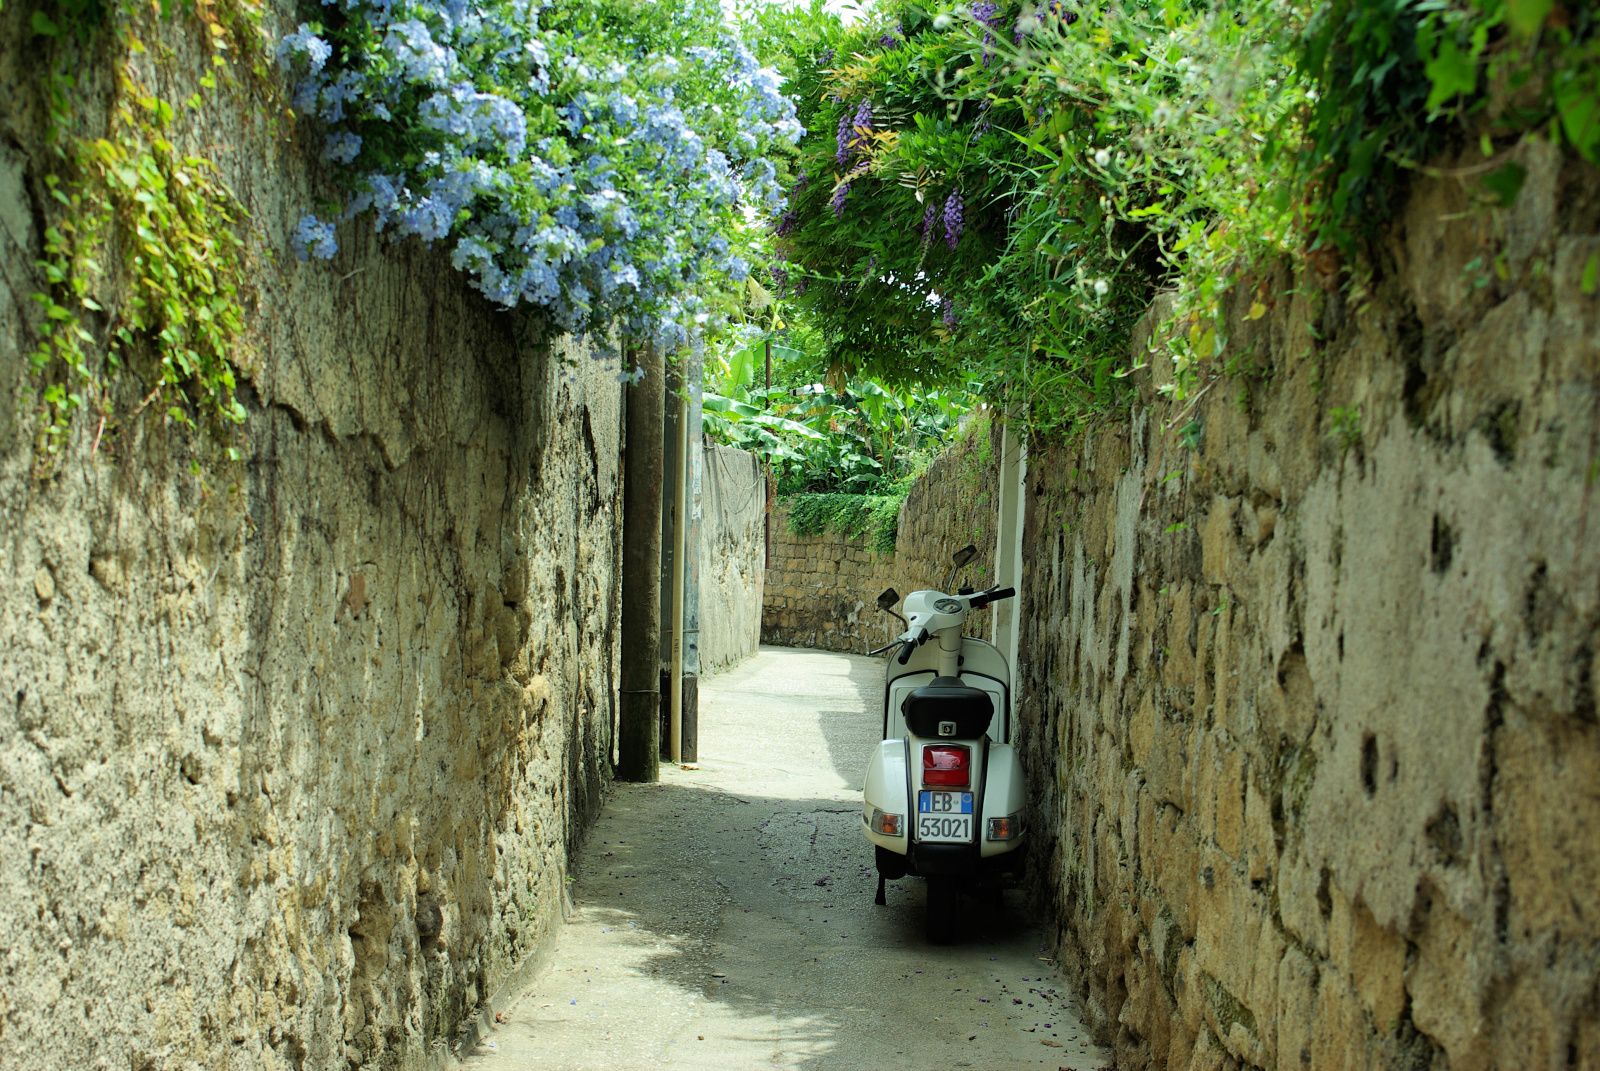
[[280, 0, 801, 358], [765, 0, 1598, 435]]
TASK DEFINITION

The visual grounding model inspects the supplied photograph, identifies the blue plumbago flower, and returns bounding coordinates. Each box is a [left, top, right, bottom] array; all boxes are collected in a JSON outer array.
[[943, 189, 965, 250], [294, 214, 338, 260], [385, 20, 454, 86], [279, 24, 331, 75], [322, 130, 363, 164], [281, 0, 801, 357], [831, 181, 849, 218]]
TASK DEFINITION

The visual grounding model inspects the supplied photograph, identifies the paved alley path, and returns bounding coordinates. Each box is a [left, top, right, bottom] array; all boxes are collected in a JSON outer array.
[[460, 646, 1110, 1071]]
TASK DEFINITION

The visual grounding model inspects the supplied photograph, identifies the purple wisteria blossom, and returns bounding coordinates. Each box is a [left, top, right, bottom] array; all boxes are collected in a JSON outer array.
[[942, 296, 957, 327], [1049, 1, 1080, 24], [880, 22, 902, 49], [775, 211, 798, 237], [943, 189, 965, 250], [854, 100, 874, 136], [919, 200, 940, 243], [837, 99, 874, 166], [831, 182, 850, 218], [972, 1, 1001, 64]]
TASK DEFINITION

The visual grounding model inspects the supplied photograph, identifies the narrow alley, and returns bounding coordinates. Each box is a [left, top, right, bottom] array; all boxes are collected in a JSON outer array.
[[461, 647, 1110, 1071]]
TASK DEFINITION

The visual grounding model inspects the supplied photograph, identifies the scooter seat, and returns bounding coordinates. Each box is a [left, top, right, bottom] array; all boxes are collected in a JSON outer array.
[[901, 677, 993, 739]]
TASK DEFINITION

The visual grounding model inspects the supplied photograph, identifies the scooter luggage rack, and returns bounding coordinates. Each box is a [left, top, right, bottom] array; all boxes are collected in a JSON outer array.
[[901, 677, 994, 739]]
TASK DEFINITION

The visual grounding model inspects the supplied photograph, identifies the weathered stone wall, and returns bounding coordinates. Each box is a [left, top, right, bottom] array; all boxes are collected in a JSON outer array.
[[893, 416, 1000, 595], [761, 498, 900, 652], [1017, 142, 1600, 1071], [698, 444, 764, 674], [761, 422, 1001, 653], [1, 10, 622, 1070]]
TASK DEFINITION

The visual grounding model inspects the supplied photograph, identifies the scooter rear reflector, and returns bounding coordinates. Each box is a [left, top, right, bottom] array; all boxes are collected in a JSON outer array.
[[922, 744, 970, 788]]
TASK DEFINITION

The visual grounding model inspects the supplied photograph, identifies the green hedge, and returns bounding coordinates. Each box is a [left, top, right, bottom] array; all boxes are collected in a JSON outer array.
[[784, 492, 904, 554]]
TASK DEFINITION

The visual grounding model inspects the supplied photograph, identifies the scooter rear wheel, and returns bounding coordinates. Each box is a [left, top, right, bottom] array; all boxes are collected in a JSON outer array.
[[924, 879, 958, 944]]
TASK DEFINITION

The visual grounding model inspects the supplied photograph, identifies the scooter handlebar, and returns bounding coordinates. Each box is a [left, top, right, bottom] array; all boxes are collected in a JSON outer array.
[[894, 627, 931, 664], [970, 586, 1016, 609]]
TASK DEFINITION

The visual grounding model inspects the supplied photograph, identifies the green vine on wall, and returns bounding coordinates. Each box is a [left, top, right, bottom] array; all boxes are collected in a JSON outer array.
[[785, 491, 905, 554], [26, 0, 266, 474]]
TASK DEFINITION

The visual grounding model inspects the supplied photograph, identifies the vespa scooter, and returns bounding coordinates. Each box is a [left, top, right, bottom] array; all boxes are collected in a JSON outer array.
[[861, 544, 1024, 942]]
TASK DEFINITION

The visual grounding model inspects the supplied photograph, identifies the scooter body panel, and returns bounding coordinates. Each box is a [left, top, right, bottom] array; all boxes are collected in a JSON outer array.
[[862, 739, 910, 852], [882, 637, 1011, 743], [978, 742, 1026, 858]]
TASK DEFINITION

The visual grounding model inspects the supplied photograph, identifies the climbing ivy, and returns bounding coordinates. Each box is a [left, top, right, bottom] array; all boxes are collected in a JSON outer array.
[[26, 0, 267, 472]]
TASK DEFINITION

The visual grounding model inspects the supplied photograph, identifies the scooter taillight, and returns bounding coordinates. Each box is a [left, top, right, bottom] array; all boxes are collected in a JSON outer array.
[[922, 744, 970, 788]]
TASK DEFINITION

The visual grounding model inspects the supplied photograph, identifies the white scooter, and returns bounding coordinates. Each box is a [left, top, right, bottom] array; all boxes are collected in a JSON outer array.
[[862, 545, 1024, 942]]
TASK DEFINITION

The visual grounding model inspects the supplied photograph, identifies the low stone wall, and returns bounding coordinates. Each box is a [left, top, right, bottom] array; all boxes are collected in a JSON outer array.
[[761, 500, 900, 652], [698, 444, 765, 674], [761, 422, 1002, 653], [1017, 142, 1600, 1070]]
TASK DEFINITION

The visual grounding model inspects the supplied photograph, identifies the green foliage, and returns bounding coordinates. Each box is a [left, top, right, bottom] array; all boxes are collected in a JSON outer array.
[[762, 0, 1598, 436], [27, 0, 266, 472], [704, 329, 974, 493], [1329, 405, 1363, 454], [785, 490, 905, 553]]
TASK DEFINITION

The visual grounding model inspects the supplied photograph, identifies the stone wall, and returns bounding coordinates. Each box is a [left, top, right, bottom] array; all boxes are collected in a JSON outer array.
[[761, 498, 900, 652], [698, 444, 765, 674], [1016, 141, 1600, 1071], [761, 421, 1001, 653], [0, 10, 623, 1070]]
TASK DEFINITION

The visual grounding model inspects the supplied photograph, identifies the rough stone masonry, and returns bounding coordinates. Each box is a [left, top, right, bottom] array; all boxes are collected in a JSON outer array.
[[1017, 141, 1600, 1070], [0, 7, 624, 1069]]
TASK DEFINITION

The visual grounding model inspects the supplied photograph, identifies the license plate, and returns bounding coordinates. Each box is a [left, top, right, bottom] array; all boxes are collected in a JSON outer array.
[[917, 791, 973, 842]]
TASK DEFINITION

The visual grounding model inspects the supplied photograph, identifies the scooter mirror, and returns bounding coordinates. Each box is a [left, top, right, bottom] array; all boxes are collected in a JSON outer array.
[[951, 544, 977, 569], [876, 588, 900, 611]]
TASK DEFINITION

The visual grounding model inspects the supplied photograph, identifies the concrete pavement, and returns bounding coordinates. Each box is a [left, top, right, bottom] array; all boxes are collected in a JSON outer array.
[[458, 646, 1110, 1071]]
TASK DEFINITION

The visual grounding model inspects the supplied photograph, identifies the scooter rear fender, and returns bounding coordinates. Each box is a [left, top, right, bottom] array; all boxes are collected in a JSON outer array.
[[862, 739, 910, 853], [979, 742, 1027, 858]]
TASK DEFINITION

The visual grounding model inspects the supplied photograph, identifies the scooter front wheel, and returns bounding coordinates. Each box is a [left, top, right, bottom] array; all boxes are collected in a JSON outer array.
[[924, 878, 958, 944]]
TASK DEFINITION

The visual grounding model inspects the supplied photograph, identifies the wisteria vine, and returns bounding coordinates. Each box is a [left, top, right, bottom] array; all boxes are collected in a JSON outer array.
[[279, 0, 802, 360]]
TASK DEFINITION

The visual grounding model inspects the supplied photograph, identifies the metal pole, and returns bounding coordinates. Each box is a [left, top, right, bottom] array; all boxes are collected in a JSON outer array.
[[659, 370, 681, 761], [617, 344, 664, 782], [763, 338, 773, 570], [669, 378, 689, 765], [681, 352, 703, 763]]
